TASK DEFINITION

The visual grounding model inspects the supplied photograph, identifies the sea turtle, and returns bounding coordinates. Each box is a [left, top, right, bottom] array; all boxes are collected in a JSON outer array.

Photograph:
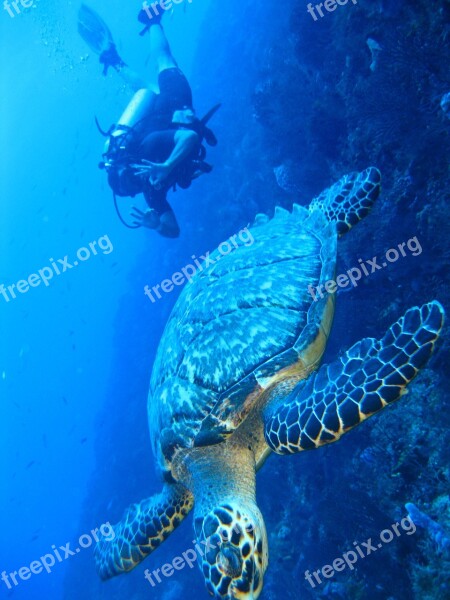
[[95, 167, 444, 599]]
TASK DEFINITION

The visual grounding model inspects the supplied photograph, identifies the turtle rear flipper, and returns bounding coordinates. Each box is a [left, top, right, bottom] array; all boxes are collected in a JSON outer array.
[[264, 301, 444, 454], [309, 167, 381, 235], [95, 483, 193, 579]]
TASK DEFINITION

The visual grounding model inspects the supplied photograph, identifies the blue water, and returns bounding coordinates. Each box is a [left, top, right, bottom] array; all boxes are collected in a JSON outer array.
[[1, 1, 449, 599]]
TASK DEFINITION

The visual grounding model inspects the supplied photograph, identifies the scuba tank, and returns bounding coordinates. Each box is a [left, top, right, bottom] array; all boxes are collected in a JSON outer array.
[[112, 88, 157, 142], [102, 88, 157, 159]]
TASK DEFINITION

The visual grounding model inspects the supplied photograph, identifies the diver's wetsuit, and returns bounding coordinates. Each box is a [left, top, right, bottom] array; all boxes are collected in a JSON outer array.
[[153, 67, 194, 127], [139, 129, 197, 215], [134, 67, 199, 216]]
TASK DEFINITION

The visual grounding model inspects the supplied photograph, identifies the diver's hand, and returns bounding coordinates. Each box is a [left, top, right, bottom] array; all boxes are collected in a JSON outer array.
[[130, 207, 160, 230], [131, 159, 172, 186]]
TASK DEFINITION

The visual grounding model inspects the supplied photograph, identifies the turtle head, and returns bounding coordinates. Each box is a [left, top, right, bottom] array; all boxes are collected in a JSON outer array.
[[195, 503, 268, 599]]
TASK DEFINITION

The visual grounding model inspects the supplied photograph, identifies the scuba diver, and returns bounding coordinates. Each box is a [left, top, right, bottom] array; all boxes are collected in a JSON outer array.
[[78, 4, 220, 237]]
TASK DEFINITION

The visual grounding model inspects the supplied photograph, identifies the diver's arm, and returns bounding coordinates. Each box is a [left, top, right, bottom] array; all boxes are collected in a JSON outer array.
[[158, 210, 180, 238], [132, 130, 200, 186], [130, 207, 180, 238], [165, 129, 200, 172]]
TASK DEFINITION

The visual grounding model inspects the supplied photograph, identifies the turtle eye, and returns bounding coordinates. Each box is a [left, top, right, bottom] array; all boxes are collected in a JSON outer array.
[[218, 544, 242, 577]]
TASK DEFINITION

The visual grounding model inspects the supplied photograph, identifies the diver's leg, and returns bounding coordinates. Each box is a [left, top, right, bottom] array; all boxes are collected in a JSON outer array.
[[115, 65, 150, 93], [148, 23, 177, 74], [104, 24, 174, 91], [158, 210, 181, 238], [97, 40, 150, 92], [117, 23, 175, 105]]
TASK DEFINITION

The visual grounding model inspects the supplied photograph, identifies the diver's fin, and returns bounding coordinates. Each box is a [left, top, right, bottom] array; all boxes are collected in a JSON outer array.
[[99, 44, 126, 76], [78, 4, 125, 75], [138, 7, 165, 35], [78, 4, 114, 55]]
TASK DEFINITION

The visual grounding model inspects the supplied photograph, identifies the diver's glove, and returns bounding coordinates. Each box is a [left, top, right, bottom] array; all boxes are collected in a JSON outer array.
[[138, 7, 163, 36], [99, 43, 126, 76]]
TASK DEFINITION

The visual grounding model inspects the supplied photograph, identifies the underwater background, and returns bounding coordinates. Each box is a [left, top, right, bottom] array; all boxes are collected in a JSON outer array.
[[1, 0, 449, 599]]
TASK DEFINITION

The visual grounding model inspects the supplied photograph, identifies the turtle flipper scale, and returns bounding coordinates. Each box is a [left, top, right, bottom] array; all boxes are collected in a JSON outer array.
[[94, 484, 193, 579], [264, 301, 445, 454], [309, 167, 381, 235]]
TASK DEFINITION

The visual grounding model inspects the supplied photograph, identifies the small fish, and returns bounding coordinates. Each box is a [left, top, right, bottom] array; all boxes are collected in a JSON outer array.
[[26, 461, 35, 470], [80, 437, 88, 444]]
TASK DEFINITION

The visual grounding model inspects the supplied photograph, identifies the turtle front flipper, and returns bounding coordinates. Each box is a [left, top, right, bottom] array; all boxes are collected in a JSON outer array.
[[95, 483, 193, 579], [309, 167, 381, 235], [264, 301, 444, 454]]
